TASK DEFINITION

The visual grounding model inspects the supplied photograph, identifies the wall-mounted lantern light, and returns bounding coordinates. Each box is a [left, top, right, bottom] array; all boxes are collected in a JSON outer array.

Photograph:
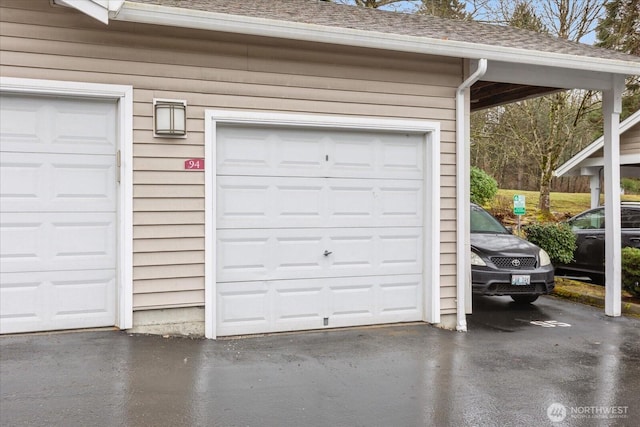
[[154, 99, 187, 137]]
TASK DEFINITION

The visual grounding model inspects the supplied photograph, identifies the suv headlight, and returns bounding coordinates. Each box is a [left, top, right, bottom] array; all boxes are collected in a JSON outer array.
[[470, 251, 486, 266], [539, 249, 551, 266]]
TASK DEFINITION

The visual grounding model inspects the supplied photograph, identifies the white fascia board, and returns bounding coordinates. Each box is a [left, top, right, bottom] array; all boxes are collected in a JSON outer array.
[[555, 138, 606, 177], [54, 0, 109, 24], [579, 153, 640, 168], [115, 1, 640, 77], [482, 61, 616, 91], [555, 109, 640, 177]]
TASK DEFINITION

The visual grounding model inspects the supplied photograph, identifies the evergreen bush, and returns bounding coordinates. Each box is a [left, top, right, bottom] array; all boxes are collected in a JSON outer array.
[[470, 167, 498, 206], [622, 247, 640, 297], [523, 222, 576, 265]]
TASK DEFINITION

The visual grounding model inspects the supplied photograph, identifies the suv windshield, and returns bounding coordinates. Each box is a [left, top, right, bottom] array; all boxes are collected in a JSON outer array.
[[470, 205, 508, 234]]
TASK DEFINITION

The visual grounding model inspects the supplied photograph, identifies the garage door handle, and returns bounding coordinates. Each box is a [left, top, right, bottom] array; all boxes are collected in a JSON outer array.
[[324, 250, 333, 257], [585, 236, 598, 240]]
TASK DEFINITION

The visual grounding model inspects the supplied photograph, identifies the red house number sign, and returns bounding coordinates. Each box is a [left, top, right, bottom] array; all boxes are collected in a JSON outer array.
[[184, 159, 204, 170]]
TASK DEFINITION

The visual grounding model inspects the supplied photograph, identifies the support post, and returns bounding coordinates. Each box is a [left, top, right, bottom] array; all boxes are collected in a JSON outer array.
[[589, 174, 600, 209], [603, 75, 625, 317]]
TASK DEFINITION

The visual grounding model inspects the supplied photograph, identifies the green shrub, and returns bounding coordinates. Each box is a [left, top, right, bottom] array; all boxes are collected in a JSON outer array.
[[523, 222, 576, 265], [470, 166, 498, 206], [622, 247, 640, 297], [621, 178, 640, 195]]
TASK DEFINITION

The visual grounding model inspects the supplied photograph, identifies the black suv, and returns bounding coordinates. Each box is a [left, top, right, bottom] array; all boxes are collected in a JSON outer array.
[[555, 202, 640, 284], [470, 203, 555, 303]]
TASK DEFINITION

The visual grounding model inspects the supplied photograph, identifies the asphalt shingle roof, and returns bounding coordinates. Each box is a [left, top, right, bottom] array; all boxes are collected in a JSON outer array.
[[127, 0, 640, 64]]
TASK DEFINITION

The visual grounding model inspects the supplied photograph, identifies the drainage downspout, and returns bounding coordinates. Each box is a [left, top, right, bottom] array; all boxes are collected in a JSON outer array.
[[455, 59, 487, 332]]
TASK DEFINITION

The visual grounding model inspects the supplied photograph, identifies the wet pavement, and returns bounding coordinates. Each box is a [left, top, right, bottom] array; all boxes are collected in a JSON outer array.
[[1, 295, 639, 427]]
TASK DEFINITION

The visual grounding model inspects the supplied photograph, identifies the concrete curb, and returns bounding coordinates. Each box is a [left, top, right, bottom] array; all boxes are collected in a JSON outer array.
[[552, 282, 640, 317]]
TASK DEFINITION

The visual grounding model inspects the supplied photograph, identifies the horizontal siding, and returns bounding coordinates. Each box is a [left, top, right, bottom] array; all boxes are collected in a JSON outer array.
[[133, 225, 205, 240], [133, 211, 204, 226], [135, 277, 204, 294], [134, 251, 205, 267], [133, 198, 204, 212], [133, 291, 204, 310], [1, 1, 461, 314], [134, 238, 205, 253], [133, 264, 204, 281], [621, 123, 640, 157], [133, 171, 205, 185]]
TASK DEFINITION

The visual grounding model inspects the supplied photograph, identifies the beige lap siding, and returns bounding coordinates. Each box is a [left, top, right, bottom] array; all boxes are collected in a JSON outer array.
[[620, 121, 640, 156], [0, 0, 462, 315]]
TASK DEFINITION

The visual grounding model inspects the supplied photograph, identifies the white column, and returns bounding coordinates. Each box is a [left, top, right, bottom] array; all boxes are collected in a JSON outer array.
[[603, 75, 625, 317], [589, 174, 600, 209]]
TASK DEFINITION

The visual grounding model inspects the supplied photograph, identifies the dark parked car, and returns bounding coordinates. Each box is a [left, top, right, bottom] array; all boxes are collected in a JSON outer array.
[[555, 202, 640, 284], [470, 203, 555, 303]]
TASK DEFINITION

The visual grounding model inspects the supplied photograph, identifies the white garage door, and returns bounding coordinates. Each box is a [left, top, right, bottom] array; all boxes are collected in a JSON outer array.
[[216, 125, 425, 336], [0, 95, 117, 334]]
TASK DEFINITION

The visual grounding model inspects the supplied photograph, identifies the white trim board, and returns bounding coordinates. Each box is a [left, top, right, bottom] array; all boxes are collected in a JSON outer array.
[[555, 109, 640, 178], [204, 110, 441, 339], [0, 77, 134, 330]]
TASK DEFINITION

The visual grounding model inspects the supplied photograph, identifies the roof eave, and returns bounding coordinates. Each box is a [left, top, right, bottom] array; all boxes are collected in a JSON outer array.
[[113, 1, 640, 76], [555, 109, 640, 177]]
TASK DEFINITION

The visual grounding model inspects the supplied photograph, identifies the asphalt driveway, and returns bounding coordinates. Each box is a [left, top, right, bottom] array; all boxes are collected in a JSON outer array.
[[1, 295, 639, 427]]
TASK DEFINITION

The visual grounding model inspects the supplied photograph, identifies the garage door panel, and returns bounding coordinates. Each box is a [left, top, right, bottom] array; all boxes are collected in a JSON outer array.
[[276, 236, 324, 272], [0, 270, 116, 334], [50, 214, 117, 270], [1, 94, 118, 335], [217, 227, 422, 282], [0, 280, 40, 324], [0, 95, 116, 155], [328, 236, 374, 270], [328, 283, 375, 318], [0, 159, 41, 206], [1, 213, 116, 273], [216, 126, 325, 177], [380, 139, 423, 171], [217, 281, 270, 330], [0, 152, 116, 213], [0, 219, 43, 270], [217, 275, 422, 336], [379, 278, 422, 316], [50, 159, 115, 206], [217, 126, 423, 179], [217, 176, 422, 229], [274, 282, 325, 321], [380, 234, 421, 267], [277, 131, 326, 171]]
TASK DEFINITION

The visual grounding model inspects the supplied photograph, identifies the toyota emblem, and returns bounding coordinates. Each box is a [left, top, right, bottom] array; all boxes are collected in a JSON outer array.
[[511, 259, 521, 267]]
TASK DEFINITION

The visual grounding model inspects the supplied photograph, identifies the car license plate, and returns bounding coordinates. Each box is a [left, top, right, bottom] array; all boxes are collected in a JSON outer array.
[[511, 275, 531, 285]]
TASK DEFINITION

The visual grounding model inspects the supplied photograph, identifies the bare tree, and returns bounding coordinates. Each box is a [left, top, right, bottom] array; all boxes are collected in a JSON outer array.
[[333, 0, 422, 10], [470, 0, 604, 214]]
